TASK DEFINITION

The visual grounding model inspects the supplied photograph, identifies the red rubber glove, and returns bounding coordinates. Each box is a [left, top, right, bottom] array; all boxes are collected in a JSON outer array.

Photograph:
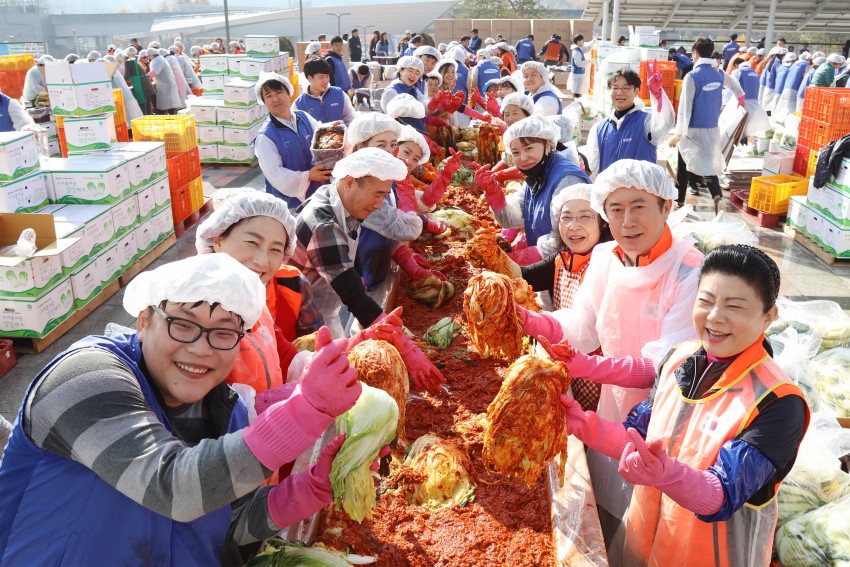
[[485, 91, 503, 118], [369, 326, 446, 393], [347, 306, 406, 351], [508, 245, 543, 266], [443, 91, 465, 114], [646, 59, 664, 112], [395, 176, 418, 213], [469, 87, 485, 108], [426, 137, 442, 158], [420, 214, 448, 234], [412, 253, 432, 269], [493, 167, 524, 182], [427, 89, 447, 113], [474, 165, 506, 210], [538, 337, 657, 388], [463, 106, 492, 122], [490, 160, 509, 173], [392, 245, 447, 281], [439, 148, 463, 180], [737, 94, 746, 108], [425, 114, 450, 128]]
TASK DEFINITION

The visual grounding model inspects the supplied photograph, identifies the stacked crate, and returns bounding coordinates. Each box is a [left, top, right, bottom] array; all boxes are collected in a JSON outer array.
[[0, 54, 34, 100], [794, 88, 850, 176], [638, 60, 676, 103], [131, 114, 203, 224], [113, 89, 130, 143]]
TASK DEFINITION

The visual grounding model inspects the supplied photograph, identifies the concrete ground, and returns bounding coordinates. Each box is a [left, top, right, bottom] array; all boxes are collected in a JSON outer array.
[[1, 164, 849, 429]]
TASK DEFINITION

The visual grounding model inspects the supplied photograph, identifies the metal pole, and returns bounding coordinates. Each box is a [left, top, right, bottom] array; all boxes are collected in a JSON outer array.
[[601, 0, 610, 42], [223, 0, 231, 49], [299, 0, 304, 42], [745, 3, 754, 48], [73, 28, 78, 54], [765, 0, 777, 50], [610, 0, 620, 44]]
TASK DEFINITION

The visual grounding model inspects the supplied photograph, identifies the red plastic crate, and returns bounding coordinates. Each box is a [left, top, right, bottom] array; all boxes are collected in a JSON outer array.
[[170, 182, 193, 224], [57, 125, 69, 158], [0, 70, 26, 100], [167, 147, 201, 191], [0, 339, 17, 379], [802, 87, 850, 125], [115, 121, 129, 143], [798, 117, 850, 149], [793, 144, 811, 176]]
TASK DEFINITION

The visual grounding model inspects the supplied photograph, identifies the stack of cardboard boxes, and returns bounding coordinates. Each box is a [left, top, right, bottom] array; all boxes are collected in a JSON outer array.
[[788, 159, 850, 259], [431, 19, 588, 48]]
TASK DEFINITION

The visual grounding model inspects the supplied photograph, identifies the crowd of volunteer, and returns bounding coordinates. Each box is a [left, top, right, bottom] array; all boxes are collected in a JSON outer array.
[[3, 23, 845, 567]]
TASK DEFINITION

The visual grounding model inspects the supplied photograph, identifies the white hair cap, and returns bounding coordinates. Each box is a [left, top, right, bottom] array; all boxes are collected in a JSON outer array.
[[827, 53, 846, 64], [500, 74, 524, 93], [168, 45, 179, 53], [549, 114, 575, 145], [104, 55, 116, 63], [777, 47, 788, 56], [550, 182, 594, 222], [123, 253, 265, 328], [490, 56, 505, 66], [107, 44, 116, 51], [437, 57, 458, 72], [484, 37, 495, 45], [397, 124, 430, 165], [211, 42, 220, 50], [476, 49, 486, 57], [800, 52, 811, 61], [87, 51, 101, 61], [305, 42, 321, 55], [425, 70, 442, 85], [591, 159, 676, 219], [148, 41, 161, 49], [175, 41, 185, 48], [332, 148, 408, 182], [496, 41, 510, 51], [438, 43, 447, 51], [345, 112, 402, 149], [503, 114, 559, 148], [115, 50, 127, 61], [484, 77, 502, 90], [190, 46, 201, 55], [126, 46, 138, 56], [813, 56, 827, 66], [783, 52, 798, 63], [413, 45, 440, 60], [195, 190, 297, 258], [158, 48, 169, 57], [747, 47, 757, 54], [255, 72, 295, 101], [229, 41, 239, 47], [386, 93, 426, 119], [500, 92, 534, 115], [447, 46, 468, 64], [521, 61, 551, 84], [757, 48, 766, 55], [202, 44, 211, 50], [813, 51, 825, 58], [36, 55, 54, 65], [397, 55, 424, 73]]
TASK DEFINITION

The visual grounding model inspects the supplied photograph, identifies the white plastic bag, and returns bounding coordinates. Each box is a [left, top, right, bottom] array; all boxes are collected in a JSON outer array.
[[770, 326, 821, 402], [776, 493, 850, 566], [670, 211, 757, 254], [0, 228, 37, 257], [811, 348, 850, 417], [768, 298, 850, 353]]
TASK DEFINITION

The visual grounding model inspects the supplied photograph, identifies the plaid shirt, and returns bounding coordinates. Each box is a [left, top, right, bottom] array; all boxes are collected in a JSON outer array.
[[294, 273, 325, 336]]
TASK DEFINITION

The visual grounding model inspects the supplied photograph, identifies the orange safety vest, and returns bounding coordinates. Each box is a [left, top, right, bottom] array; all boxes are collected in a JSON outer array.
[[501, 51, 517, 75], [621, 338, 810, 567], [226, 305, 284, 395], [544, 41, 564, 63], [266, 265, 305, 342]]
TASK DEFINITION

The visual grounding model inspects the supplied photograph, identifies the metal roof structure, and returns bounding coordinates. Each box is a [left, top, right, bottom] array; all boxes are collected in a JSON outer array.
[[583, 0, 850, 34]]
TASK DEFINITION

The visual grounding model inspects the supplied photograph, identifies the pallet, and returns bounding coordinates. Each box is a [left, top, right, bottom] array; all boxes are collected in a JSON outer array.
[[205, 160, 259, 169], [793, 230, 850, 266], [118, 233, 177, 287], [729, 190, 787, 229], [173, 199, 214, 238], [9, 280, 122, 354]]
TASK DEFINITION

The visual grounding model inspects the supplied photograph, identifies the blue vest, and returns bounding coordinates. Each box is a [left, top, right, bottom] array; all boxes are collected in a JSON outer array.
[[516, 39, 536, 62], [0, 333, 248, 566], [673, 53, 693, 70], [470, 37, 482, 51], [325, 54, 351, 91], [532, 89, 563, 114], [475, 61, 502, 93], [774, 64, 791, 95], [454, 63, 469, 102], [417, 77, 426, 94], [403, 46, 416, 57], [0, 94, 13, 133], [723, 42, 739, 61], [785, 61, 809, 92], [571, 47, 585, 74], [399, 116, 427, 135], [596, 111, 657, 172], [258, 111, 320, 209], [736, 67, 761, 100], [390, 80, 419, 98], [355, 186, 399, 291], [350, 70, 369, 89], [798, 71, 813, 100], [295, 86, 346, 123], [766, 59, 781, 89], [523, 152, 590, 245], [688, 65, 724, 129]]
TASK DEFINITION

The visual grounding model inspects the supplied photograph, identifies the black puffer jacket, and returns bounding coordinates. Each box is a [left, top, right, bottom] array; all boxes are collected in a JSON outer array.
[[813, 133, 850, 188]]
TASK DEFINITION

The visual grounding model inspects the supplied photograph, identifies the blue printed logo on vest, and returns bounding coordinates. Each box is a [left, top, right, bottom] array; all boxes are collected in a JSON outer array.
[[703, 82, 722, 92]]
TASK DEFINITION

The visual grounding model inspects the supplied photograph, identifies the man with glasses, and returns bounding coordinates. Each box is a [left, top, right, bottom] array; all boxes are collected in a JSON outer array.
[[0, 253, 365, 564], [585, 67, 675, 176]]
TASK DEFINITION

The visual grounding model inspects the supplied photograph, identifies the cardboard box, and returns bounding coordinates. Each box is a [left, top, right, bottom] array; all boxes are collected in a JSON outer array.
[[434, 20, 453, 42], [217, 144, 255, 164], [490, 19, 512, 39], [50, 218, 89, 275], [201, 75, 226, 94], [834, 157, 850, 189], [47, 203, 116, 258], [62, 114, 117, 154], [135, 185, 156, 223], [198, 125, 224, 145], [511, 20, 532, 39], [198, 54, 229, 75], [102, 150, 148, 192], [0, 132, 40, 183], [145, 176, 172, 213], [571, 19, 593, 38], [45, 62, 114, 117], [217, 105, 263, 127], [239, 58, 273, 81], [198, 144, 219, 163], [640, 47, 669, 61], [226, 54, 243, 74], [42, 156, 131, 205], [787, 196, 809, 231], [0, 213, 79, 298], [150, 206, 175, 244], [0, 170, 51, 213], [111, 193, 139, 239], [70, 254, 102, 309], [808, 181, 850, 226], [762, 151, 795, 176], [134, 218, 156, 256], [114, 230, 139, 272], [98, 240, 123, 285], [222, 122, 262, 147], [808, 209, 850, 257], [223, 79, 258, 107], [39, 136, 62, 158], [0, 276, 75, 337], [471, 20, 492, 39], [186, 99, 223, 125], [245, 35, 279, 58], [114, 142, 167, 186]]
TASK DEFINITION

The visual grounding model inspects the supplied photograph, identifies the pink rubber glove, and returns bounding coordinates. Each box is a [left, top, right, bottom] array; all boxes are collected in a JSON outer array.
[[474, 165, 506, 210], [254, 382, 298, 416], [485, 92, 503, 118], [500, 227, 522, 245], [517, 305, 563, 343], [737, 94, 746, 108], [392, 245, 447, 282], [427, 89, 447, 113], [508, 245, 543, 266], [395, 176, 418, 213], [646, 59, 664, 112], [425, 114, 450, 129], [147, 71, 156, 78], [298, 327, 361, 417], [343, 306, 406, 352], [619, 428, 725, 516], [420, 215, 448, 235], [493, 167, 525, 183], [538, 337, 657, 388], [561, 395, 630, 460], [463, 106, 492, 122], [267, 434, 345, 528], [369, 326, 446, 394]]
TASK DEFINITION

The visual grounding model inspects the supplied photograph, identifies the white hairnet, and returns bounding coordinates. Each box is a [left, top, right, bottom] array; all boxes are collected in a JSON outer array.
[[196, 191, 297, 258], [484, 37, 495, 45], [36, 55, 54, 65], [800, 52, 811, 61], [447, 46, 468, 64], [521, 61, 551, 84], [757, 48, 766, 56], [211, 42, 220, 50], [305, 42, 321, 55], [175, 41, 184, 49], [447, 41, 459, 48], [386, 93, 426, 119], [503, 115, 559, 148], [438, 43, 447, 51], [202, 44, 211, 50], [87, 51, 101, 61], [397, 55, 424, 73], [476, 49, 486, 57], [107, 44, 116, 51], [425, 71, 442, 85], [255, 72, 294, 101], [159, 48, 169, 57], [591, 159, 676, 219], [549, 114, 575, 145], [490, 56, 505, 66], [168, 45, 179, 53], [148, 41, 161, 49], [827, 53, 846, 64], [413, 45, 440, 60], [126, 46, 138, 56], [550, 182, 594, 223], [345, 112, 402, 149], [115, 51, 127, 61], [397, 124, 430, 165], [437, 58, 458, 73], [229, 41, 239, 47], [777, 47, 788, 56], [783, 53, 798, 64], [747, 47, 757, 54], [104, 55, 116, 63], [500, 74, 523, 93], [189, 45, 201, 55], [813, 51, 825, 58], [484, 77, 501, 90], [123, 253, 265, 328], [501, 92, 534, 115], [332, 148, 408, 182], [813, 56, 827, 66]]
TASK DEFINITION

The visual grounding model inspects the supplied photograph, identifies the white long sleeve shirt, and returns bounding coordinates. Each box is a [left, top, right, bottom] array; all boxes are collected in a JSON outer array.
[[255, 112, 320, 203]]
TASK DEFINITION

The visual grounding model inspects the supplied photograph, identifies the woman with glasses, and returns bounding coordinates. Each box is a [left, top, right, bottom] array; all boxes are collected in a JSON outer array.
[[0, 254, 367, 565], [585, 68, 674, 177]]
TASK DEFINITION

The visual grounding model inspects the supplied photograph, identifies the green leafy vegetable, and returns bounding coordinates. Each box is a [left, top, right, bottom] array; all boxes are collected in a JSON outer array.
[[247, 538, 368, 566], [424, 317, 457, 350], [399, 434, 476, 508], [330, 383, 399, 522], [775, 494, 850, 566]]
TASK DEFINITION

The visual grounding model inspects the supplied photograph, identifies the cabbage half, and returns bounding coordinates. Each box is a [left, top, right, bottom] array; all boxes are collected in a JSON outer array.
[[330, 383, 399, 522]]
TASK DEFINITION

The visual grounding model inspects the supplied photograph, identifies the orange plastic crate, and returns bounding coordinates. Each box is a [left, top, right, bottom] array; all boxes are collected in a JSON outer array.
[[798, 117, 850, 149], [186, 176, 205, 211], [113, 89, 125, 124], [793, 144, 810, 176], [57, 125, 69, 158], [638, 60, 676, 99], [167, 147, 201, 191], [807, 148, 820, 178], [170, 183, 193, 224], [115, 121, 129, 143], [0, 70, 26, 99], [748, 174, 809, 214], [802, 87, 850, 125], [0, 54, 34, 71], [131, 115, 197, 155]]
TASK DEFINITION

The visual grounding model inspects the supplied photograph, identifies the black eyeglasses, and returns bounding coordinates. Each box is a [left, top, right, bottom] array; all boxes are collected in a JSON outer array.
[[151, 305, 244, 350]]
